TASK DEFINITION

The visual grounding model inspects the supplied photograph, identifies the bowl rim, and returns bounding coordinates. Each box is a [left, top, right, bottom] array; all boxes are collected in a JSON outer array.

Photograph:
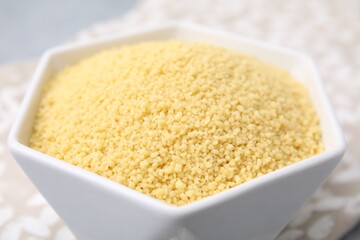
[[7, 22, 346, 217]]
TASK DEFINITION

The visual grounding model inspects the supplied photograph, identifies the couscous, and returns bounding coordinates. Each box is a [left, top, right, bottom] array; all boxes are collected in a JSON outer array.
[[30, 41, 323, 206]]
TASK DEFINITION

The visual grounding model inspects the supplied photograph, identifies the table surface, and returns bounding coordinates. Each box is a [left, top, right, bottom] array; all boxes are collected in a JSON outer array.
[[0, 0, 136, 64], [0, 0, 359, 239]]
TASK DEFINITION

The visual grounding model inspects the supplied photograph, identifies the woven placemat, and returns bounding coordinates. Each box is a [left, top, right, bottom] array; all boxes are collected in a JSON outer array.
[[0, 0, 359, 239]]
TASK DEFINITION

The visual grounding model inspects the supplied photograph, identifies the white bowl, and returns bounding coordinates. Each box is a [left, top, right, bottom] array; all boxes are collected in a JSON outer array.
[[8, 23, 345, 240]]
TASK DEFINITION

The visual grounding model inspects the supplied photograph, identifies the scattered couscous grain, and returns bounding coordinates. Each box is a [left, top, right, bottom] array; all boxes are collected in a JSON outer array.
[[30, 41, 323, 206]]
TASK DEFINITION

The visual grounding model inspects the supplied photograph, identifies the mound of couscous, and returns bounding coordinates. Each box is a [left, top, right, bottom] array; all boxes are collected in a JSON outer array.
[[30, 41, 323, 206]]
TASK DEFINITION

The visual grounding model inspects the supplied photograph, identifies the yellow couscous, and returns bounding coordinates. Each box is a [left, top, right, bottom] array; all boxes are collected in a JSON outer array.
[[30, 41, 323, 206]]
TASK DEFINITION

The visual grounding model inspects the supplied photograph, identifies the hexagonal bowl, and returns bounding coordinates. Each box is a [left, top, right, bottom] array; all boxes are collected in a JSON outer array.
[[8, 23, 345, 240]]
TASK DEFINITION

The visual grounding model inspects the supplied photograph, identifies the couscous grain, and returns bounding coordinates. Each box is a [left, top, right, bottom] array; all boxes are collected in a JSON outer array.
[[30, 41, 323, 206]]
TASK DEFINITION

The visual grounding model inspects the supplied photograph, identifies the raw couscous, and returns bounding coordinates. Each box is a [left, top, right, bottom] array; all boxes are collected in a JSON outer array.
[[30, 41, 323, 206]]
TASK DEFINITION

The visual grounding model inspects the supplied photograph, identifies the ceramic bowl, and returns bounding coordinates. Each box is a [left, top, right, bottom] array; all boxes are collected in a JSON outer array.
[[8, 23, 345, 240]]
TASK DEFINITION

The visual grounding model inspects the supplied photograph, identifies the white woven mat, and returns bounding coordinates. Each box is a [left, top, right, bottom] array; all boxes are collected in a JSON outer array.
[[0, 0, 359, 239]]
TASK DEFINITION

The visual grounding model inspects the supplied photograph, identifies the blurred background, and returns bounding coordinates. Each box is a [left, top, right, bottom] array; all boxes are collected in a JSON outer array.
[[0, 0, 137, 63], [0, 0, 359, 239]]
